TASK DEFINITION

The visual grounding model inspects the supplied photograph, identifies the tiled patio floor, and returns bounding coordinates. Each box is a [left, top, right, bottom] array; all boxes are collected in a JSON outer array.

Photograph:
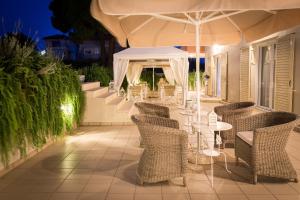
[[1, 105, 300, 200]]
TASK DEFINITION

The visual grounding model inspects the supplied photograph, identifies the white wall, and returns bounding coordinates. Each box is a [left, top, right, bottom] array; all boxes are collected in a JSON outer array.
[[206, 45, 242, 102]]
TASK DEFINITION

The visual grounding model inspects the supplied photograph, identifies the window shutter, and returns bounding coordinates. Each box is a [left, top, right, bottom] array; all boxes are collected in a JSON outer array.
[[221, 53, 228, 100], [274, 34, 295, 112], [240, 48, 250, 101]]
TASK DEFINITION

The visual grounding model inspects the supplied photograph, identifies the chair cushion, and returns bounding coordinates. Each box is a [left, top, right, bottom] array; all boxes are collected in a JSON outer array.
[[237, 131, 253, 146]]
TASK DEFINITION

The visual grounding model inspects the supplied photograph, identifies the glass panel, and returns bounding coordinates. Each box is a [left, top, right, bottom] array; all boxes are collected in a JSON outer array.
[[259, 46, 275, 108]]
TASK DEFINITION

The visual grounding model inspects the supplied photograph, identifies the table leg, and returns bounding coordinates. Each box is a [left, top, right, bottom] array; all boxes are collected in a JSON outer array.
[[211, 155, 213, 187], [196, 132, 199, 165], [219, 152, 231, 173]]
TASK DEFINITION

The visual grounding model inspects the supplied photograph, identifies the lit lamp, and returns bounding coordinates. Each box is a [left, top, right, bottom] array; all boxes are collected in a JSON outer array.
[[61, 103, 73, 116]]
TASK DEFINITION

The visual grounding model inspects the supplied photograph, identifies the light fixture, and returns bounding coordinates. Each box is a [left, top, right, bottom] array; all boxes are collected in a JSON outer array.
[[212, 44, 223, 54]]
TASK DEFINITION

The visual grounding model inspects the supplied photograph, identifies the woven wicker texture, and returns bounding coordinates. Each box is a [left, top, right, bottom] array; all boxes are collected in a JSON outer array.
[[131, 114, 188, 185], [235, 111, 300, 184], [214, 101, 255, 147], [134, 102, 170, 118], [164, 85, 176, 96]]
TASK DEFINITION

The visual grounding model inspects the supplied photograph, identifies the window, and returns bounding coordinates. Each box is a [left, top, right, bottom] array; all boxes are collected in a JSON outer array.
[[258, 45, 276, 109], [52, 40, 60, 47]]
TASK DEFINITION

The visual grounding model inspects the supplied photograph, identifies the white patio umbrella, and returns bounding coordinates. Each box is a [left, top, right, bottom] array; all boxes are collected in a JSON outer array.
[[90, 0, 300, 120]]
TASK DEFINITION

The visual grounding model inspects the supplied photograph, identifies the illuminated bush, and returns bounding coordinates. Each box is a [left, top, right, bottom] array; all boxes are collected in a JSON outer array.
[[0, 36, 85, 166]]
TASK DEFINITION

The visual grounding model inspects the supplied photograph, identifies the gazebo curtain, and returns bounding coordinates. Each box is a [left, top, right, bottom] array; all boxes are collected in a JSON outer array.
[[169, 58, 189, 104], [113, 58, 129, 91], [126, 63, 144, 86], [162, 67, 175, 85]]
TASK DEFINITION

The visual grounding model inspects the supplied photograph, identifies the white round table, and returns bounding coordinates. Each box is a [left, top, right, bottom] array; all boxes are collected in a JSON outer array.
[[201, 121, 233, 187]]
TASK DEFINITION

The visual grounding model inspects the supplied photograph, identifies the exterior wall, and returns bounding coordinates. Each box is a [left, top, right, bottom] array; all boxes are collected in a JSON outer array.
[[293, 30, 300, 115], [206, 45, 241, 102]]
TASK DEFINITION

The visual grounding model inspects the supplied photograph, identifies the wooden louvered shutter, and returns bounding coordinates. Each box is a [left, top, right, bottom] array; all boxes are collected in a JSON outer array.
[[274, 34, 295, 112], [240, 48, 250, 101], [221, 53, 228, 100]]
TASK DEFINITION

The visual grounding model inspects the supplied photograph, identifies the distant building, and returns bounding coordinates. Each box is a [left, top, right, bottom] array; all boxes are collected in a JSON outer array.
[[43, 35, 101, 62], [43, 35, 77, 61], [77, 40, 101, 61]]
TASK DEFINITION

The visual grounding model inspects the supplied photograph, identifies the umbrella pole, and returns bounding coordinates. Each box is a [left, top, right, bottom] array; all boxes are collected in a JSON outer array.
[[195, 22, 201, 122]]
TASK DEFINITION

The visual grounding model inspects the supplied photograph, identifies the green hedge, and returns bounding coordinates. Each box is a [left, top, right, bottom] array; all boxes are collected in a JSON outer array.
[[140, 70, 161, 90], [0, 36, 85, 166], [188, 71, 205, 91], [81, 64, 112, 86]]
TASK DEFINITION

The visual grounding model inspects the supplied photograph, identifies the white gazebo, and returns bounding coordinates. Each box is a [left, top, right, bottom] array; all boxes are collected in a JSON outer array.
[[113, 46, 189, 105]]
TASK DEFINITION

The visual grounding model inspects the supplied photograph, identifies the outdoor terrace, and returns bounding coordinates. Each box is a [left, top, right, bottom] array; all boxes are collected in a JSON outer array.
[[0, 103, 300, 200]]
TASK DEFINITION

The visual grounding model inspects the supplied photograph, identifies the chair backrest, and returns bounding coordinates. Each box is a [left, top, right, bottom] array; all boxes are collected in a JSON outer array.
[[131, 114, 179, 129], [129, 85, 142, 97], [134, 102, 170, 118], [214, 101, 255, 116], [259, 111, 298, 128], [164, 85, 176, 96]]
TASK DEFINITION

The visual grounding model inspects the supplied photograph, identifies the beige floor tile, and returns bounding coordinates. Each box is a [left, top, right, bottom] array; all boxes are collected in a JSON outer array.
[[78, 193, 106, 200], [289, 182, 300, 193], [275, 195, 300, 200], [109, 179, 136, 194], [162, 184, 189, 193], [56, 179, 87, 192], [187, 181, 215, 194], [83, 182, 111, 193], [247, 195, 277, 200], [135, 194, 163, 200], [163, 193, 190, 200], [190, 194, 218, 200], [23, 193, 52, 200], [50, 193, 79, 200], [218, 194, 248, 200], [238, 183, 271, 195], [264, 183, 298, 195], [135, 184, 162, 194], [214, 182, 243, 194], [106, 194, 134, 200]]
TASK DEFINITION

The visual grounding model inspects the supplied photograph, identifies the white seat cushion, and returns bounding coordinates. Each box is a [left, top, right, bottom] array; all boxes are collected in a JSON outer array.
[[237, 131, 253, 146]]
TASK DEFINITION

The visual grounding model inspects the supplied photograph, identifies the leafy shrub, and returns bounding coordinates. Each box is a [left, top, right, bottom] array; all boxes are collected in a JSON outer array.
[[0, 35, 85, 166], [140, 70, 161, 90], [188, 71, 205, 91], [81, 64, 112, 86]]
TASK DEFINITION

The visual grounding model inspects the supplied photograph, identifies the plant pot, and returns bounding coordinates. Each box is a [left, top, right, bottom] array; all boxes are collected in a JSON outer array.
[[79, 75, 85, 83]]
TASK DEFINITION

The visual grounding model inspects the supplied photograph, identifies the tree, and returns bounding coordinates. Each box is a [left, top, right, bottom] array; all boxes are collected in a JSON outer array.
[[49, 0, 116, 67]]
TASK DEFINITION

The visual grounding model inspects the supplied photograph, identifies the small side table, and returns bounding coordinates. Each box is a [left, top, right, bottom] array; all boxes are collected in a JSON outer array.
[[203, 121, 232, 187]]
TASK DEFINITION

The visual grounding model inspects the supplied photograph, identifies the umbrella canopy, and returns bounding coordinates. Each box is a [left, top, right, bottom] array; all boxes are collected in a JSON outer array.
[[90, 0, 300, 121], [91, 0, 300, 47]]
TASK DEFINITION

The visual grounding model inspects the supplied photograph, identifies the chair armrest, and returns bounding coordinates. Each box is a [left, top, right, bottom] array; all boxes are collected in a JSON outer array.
[[214, 104, 229, 116]]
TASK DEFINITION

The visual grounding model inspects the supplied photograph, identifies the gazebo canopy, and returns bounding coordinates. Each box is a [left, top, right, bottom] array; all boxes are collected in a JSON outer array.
[[113, 47, 189, 104], [114, 46, 188, 59]]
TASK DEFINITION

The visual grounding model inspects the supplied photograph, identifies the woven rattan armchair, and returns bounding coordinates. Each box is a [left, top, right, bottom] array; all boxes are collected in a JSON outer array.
[[131, 114, 188, 185], [134, 102, 170, 118], [235, 112, 299, 184], [214, 101, 255, 148]]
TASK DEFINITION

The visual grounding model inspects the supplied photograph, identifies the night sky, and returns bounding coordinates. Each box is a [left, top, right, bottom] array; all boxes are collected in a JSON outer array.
[[0, 0, 62, 49]]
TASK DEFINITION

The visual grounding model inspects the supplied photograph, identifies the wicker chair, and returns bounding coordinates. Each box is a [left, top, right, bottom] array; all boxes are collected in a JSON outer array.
[[214, 101, 255, 148], [134, 102, 170, 118], [131, 114, 188, 185], [129, 85, 142, 101], [235, 112, 299, 184]]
